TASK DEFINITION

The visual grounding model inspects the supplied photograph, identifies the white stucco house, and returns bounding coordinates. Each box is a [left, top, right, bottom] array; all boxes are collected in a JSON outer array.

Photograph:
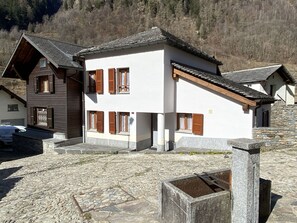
[[77, 27, 274, 151], [223, 65, 296, 105], [0, 85, 27, 126]]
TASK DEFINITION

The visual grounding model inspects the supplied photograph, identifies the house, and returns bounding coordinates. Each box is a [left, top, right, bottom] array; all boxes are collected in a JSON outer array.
[[223, 65, 296, 105], [77, 27, 274, 151], [2, 34, 85, 139], [0, 85, 26, 126]]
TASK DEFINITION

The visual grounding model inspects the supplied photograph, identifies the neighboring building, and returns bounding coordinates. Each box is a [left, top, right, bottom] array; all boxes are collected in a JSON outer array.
[[223, 65, 296, 105], [0, 85, 26, 126], [2, 34, 85, 139], [78, 27, 274, 151]]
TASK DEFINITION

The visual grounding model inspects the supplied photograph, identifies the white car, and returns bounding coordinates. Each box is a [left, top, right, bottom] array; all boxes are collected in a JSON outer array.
[[0, 125, 26, 147]]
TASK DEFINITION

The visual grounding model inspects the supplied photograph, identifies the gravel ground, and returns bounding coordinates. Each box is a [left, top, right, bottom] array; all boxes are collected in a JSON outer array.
[[0, 147, 296, 222]]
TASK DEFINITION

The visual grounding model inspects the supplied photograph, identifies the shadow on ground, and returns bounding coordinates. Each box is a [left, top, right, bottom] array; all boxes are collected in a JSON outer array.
[[0, 166, 23, 201], [0, 146, 36, 163]]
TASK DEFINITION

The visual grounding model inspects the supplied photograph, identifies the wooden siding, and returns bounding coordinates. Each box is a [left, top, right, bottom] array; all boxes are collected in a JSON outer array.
[[67, 72, 82, 138], [27, 60, 68, 136]]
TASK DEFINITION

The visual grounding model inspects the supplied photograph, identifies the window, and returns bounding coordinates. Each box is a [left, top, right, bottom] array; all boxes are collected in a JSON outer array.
[[88, 111, 104, 133], [8, 104, 18, 112], [34, 74, 54, 94], [109, 111, 130, 134], [118, 68, 129, 93], [88, 70, 103, 94], [119, 112, 130, 133], [88, 71, 96, 93], [108, 68, 130, 94], [36, 108, 47, 126], [30, 107, 53, 129], [39, 58, 47, 68], [177, 113, 203, 135]]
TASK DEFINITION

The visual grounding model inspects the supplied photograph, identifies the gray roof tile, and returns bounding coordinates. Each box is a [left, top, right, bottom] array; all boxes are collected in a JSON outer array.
[[78, 27, 222, 65], [172, 62, 275, 103], [222, 65, 296, 84], [24, 34, 86, 69]]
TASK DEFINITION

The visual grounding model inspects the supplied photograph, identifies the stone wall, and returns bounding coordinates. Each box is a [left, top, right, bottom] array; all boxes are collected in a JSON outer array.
[[253, 101, 297, 150]]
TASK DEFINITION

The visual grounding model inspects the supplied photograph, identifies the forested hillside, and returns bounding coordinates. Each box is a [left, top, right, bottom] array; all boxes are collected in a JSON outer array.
[[1, 0, 297, 95]]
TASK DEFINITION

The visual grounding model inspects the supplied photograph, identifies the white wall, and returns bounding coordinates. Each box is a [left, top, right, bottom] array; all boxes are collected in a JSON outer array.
[[163, 45, 218, 113], [245, 83, 266, 94], [175, 77, 254, 140], [0, 91, 27, 125], [84, 45, 165, 113]]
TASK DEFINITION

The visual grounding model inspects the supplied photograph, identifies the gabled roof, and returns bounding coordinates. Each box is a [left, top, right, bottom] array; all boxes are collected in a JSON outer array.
[[0, 85, 26, 106], [172, 62, 275, 105], [222, 65, 296, 84], [78, 27, 222, 65], [2, 33, 86, 79]]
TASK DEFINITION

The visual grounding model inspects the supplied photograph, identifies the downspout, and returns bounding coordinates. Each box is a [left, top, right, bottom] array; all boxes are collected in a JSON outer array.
[[81, 59, 86, 143]]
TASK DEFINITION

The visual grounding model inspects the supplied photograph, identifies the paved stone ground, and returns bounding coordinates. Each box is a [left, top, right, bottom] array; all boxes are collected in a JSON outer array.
[[0, 147, 296, 222]]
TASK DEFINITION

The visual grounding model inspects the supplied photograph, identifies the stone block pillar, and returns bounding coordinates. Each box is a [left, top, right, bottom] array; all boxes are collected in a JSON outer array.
[[157, 113, 165, 152], [228, 138, 264, 223]]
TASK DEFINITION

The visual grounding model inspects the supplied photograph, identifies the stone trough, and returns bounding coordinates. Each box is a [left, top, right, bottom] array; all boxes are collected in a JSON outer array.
[[160, 139, 272, 223], [160, 169, 231, 223]]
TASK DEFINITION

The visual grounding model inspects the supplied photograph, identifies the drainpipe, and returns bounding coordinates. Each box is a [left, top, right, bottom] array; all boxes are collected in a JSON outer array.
[[81, 59, 86, 143]]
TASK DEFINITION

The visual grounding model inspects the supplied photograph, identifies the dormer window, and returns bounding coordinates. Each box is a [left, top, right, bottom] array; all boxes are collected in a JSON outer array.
[[39, 58, 47, 68]]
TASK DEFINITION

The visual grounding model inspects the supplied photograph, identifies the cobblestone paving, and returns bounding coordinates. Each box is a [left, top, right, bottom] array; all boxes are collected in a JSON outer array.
[[0, 148, 296, 222]]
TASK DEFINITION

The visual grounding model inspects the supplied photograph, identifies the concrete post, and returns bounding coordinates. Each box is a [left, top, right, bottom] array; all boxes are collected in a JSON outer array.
[[157, 113, 165, 152], [228, 138, 264, 223]]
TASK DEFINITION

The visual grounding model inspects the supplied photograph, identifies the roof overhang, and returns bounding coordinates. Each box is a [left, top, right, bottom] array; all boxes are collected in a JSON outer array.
[[172, 67, 257, 107], [0, 85, 26, 106]]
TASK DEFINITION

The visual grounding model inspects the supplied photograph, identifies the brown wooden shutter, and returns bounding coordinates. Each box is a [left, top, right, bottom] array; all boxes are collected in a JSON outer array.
[[30, 107, 37, 125], [109, 111, 116, 134], [49, 74, 55, 93], [97, 111, 104, 133], [192, 114, 204, 135], [108, 68, 116, 94], [96, 69, 103, 94], [34, 77, 39, 93], [47, 108, 54, 129]]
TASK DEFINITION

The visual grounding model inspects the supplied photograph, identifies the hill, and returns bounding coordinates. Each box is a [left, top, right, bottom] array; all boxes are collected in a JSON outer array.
[[1, 0, 297, 96]]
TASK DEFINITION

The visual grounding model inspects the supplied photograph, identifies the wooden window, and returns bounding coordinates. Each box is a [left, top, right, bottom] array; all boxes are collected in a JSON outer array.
[[8, 104, 18, 112], [96, 111, 104, 133], [177, 113, 192, 131], [118, 68, 129, 93], [88, 71, 96, 93], [47, 108, 54, 129], [192, 114, 204, 135], [39, 58, 47, 68], [88, 111, 97, 130], [36, 108, 47, 126], [96, 69, 104, 94], [108, 68, 116, 94], [119, 112, 130, 133], [109, 111, 116, 134], [34, 74, 54, 94]]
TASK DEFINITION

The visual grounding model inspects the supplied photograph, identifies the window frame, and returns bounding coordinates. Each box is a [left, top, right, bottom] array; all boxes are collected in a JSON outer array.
[[34, 74, 54, 94], [117, 68, 130, 93], [30, 107, 54, 129], [7, 104, 19, 112], [39, 58, 47, 68], [177, 113, 193, 132], [177, 113, 204, 135], [119, 112, 130, 133], [88, 71, 96, 93]]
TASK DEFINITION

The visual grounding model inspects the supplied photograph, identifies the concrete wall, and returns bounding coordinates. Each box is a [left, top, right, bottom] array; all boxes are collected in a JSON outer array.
[[0, 90, 27, 126]]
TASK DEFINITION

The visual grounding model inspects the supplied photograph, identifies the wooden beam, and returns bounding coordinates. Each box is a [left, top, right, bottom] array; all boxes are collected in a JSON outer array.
[[12, 64, 23, 79], [173, 68, 257, 107]]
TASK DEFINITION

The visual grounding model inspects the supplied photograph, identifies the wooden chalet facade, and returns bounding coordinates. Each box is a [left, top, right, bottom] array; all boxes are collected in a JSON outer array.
[[2, 34, 85, 139]]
